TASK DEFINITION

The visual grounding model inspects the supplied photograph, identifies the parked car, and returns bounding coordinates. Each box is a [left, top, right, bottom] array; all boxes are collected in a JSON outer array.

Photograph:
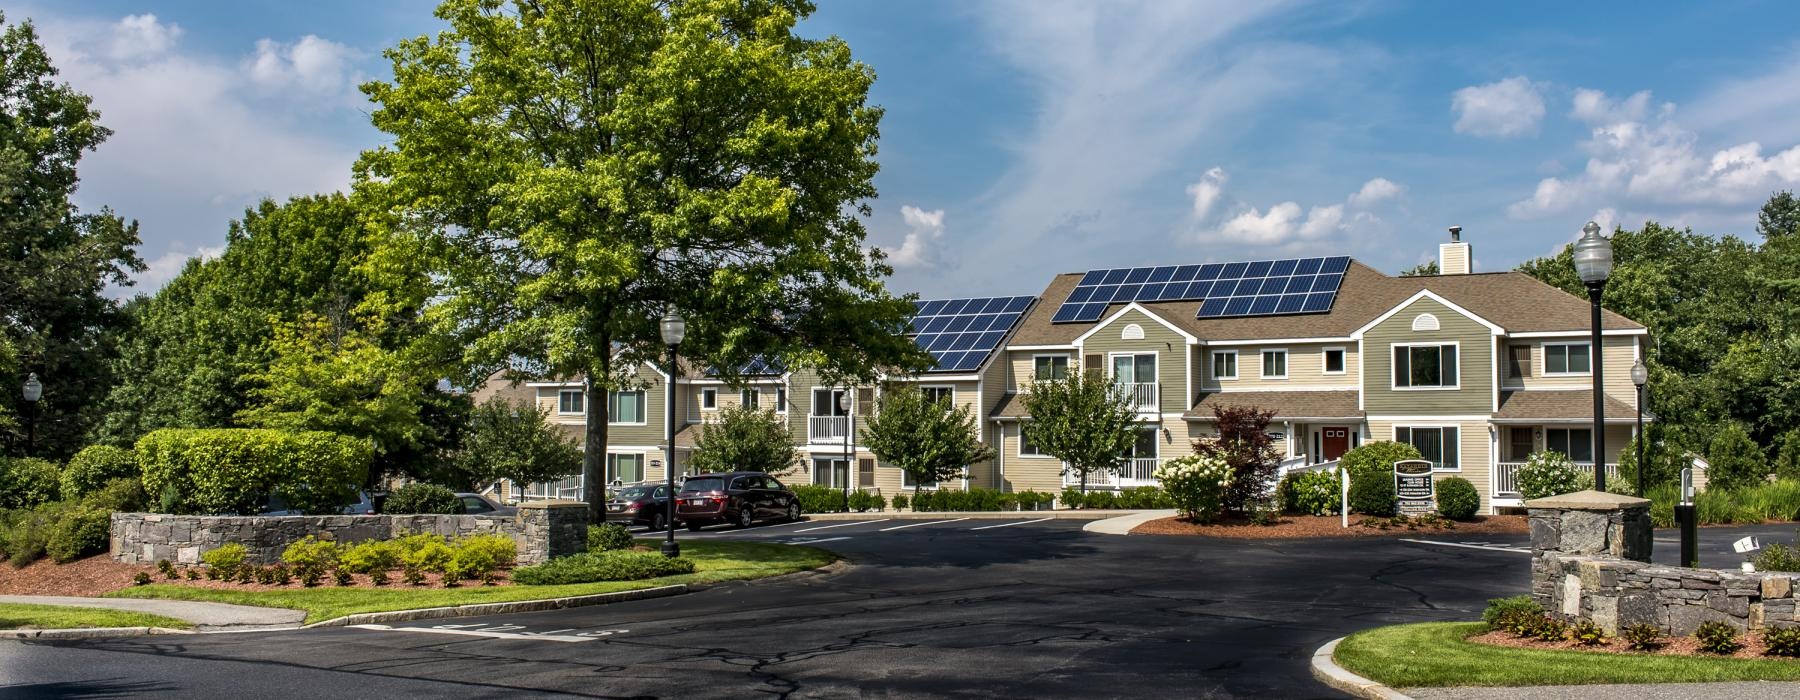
[[674, 471, 800, 530], [455, 492, 517, 519], [605, 484, 673, 530], [259, 490, 374, 516]]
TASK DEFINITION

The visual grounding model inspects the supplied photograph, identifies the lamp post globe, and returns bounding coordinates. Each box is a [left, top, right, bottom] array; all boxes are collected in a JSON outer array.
[[21, 372, 42, 454], [1573, 221, 1613, 492], [1573, 221, 1613, 285], [660, 310, 686, 346], [22, 373, 42, 403], [659, 307, 684, 559]]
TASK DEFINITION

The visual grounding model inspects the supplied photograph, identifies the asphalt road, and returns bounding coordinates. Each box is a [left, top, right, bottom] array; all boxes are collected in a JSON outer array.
[[1, 520, 1791, 699]]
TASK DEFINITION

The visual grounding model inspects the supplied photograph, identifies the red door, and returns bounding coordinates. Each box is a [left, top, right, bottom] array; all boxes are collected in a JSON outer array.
[[1322, 428, 1350, 461]]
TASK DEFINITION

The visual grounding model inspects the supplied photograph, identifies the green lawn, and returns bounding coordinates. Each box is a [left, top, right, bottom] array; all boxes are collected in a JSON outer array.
[[105, 540, 835, 624], [1336, 622, 1800, 687], [0, 603, 194, 631]]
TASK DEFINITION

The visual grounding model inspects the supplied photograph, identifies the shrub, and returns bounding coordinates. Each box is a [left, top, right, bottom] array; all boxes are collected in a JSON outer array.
[[1340, 441, 1423, 482], [1155, 455, 1234, 524], [157, 560, 177, 579], [846, 490, 874, 512], [891, 494, 908, 511], [1348, 473, 1397, 516], [338, 540, 402, 574], [1516, 451, 1592, 500], [61, 446, 138, 500], [1695, 620, 1742, 654], [1707, 422, 1769, 492], [1621, 622, 1663, 651], [46, 508, 111, 563], [1763, 626, 1800, 657], [1436, 477, 1480, 520], [1482, 595, 1543, 627], [1116, 487, 1170, 509], [404, 540, 455, 574], [333, 569, 354, 586], [792, 485, 846, 514], [1016, 490, 1051, 511], [1082, 490, 1117, 510], [867, 494, 888, 512], [280, 536, 342, 575], [133, 571, 151, 586], [185, 568, 200, 581], [201, 543, 249, 572], [1281, 469, 1341, 516], [1060, 487, 1085, 509], [511, 550, 696, 585], [1777, 430, 1800, 483], [1754, 542, 1800, 572], [1531, 615, 1567, 642], [449, 534, 516, 582], [81, 477, 147, 513], [0, 457, 60, 509], [1570, 619, 1607, 646], [588, 523, 634, 552], [384, 483, 464, 515], [1247, 498, 1280, 525], [135, 428, 371, 515]]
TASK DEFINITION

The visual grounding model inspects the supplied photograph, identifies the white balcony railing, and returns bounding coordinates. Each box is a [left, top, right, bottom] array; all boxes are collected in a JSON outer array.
[[1063, 458, 1161, 488], [1495, 462, 1620, 497], [1114, 382, 1159, 412], [808, 415, 849, 443]]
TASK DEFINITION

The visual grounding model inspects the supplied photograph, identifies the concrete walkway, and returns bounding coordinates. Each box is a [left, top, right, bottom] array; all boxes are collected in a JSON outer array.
[[0, 595, 305, 632], [1406, 682, 1800, 699], [1082, 509, 1177, 534]]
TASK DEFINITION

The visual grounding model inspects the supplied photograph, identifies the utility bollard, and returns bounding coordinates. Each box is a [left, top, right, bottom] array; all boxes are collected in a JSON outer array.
[[1676, 503, 1698, 567]]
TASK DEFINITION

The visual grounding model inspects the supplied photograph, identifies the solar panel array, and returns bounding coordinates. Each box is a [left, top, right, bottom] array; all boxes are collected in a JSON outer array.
[[703, 356, 784, 377], [1050, 256, 1351, 323], [909, 296, 1036, 372]]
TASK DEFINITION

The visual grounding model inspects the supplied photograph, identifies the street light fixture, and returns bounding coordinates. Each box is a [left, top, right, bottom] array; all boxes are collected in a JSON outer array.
[[1631, 359, 1648, 497], [21, 373, 42, 455], [1572, 221, 1613, 492], [659, 308, 686, 559], [837, 391, 854, 512]]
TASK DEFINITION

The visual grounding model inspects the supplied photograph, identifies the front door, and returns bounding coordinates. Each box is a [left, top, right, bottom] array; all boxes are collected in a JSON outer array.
[[1322, 427, 1350, 461]]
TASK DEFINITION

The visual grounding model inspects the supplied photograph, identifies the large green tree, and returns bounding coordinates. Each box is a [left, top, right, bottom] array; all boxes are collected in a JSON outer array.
[[688, 403, 798, 476], [357, 0, 926, 521], [0, 14, 144, 458], [1019, 370, 1139, 493], [863, 384, 994, 496], [452, 394, 583, 489]]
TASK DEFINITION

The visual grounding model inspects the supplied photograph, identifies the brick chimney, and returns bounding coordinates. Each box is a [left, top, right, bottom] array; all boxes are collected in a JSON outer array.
[[1439, 225, 1471, 275]]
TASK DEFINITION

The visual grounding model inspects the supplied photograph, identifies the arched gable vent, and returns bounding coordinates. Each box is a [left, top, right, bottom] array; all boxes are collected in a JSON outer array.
[[1411, 313, 1440, 332], [1121, 323, 1145, 340]]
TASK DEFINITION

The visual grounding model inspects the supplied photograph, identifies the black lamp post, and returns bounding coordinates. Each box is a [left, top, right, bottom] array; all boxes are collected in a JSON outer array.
[[660, 308, 685, 559], [838, 391, 853, 511], [1631, 359, 1648, 497], [21, 372, 42, 455], [1572, 221, 1614, 492]]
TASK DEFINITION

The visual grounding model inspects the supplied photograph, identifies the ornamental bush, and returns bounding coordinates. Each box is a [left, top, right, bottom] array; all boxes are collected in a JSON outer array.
[[136, 429, 371, 515], [1707, 422, 1770, 492], [280, 536, 342, 575], [1155, 454, 1233, 524], [46, 507, 111, 563], [1348, 474, 1396, 517], [1481, 595, 1543, 627], [0, 457, 60, 509], [60, 446, 138, 500], [1763, 626, 1800, 657], [587, 523, 634, 552], [1435, 477, 1480, 520], [384, 483, 464, 514], [1339, 441, 1423, 482], [511, 550, 695, 585], [1516, 451, 1592, 500], [1621, 622, 1664, 651], [1280, 469, 1341, 516], [792, 485, 845, 514], [338, 540, 403, 574], [201, 542, 249, 572], [1695, 620, 1742, 654], [448, 534, 516, 582]]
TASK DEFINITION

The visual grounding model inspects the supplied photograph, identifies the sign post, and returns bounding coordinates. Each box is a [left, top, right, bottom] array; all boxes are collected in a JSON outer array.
[[1393, 459, 1435, 516]]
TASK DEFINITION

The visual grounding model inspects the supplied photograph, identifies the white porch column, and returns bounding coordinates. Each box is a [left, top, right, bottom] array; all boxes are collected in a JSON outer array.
[[1284, 421, 1294, 459]]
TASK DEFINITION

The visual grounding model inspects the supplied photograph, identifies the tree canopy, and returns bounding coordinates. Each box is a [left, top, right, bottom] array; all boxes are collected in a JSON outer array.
[[688, 403, 798, 476], [862, 384, 993, 494], [452, 395, 583, 489], [1019, 370, 1139, 492]]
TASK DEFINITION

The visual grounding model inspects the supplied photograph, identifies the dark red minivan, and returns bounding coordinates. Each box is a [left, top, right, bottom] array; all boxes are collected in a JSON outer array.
[[674, 471, 801, 530]]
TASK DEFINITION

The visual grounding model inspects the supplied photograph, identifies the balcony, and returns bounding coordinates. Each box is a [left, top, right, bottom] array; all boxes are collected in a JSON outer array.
[[1114, 382, 1159, 412], [1063, 458, 1161, 488], [1495, 461, 1620, 497], [808, 415, 849, 443]]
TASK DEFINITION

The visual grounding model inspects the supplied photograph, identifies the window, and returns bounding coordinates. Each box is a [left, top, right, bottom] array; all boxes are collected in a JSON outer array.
[[1261, 349, 1288, 379], [811, 458, 850, 488], [607, 453, 645, 484], [700, 387, 717, 410], [1546, 428, 1594, 463], [1393, 343, 1458, 389], [1111, 353, 1156, 383], [608, 390, 645, 424], [776, 387, 788, 413], [1211, 350, 1237, 380], [740, 388, 760, 409], [812, 388, 848, 416], [1508, 345, 1532, 379], [1020, 425, 1045, 456], [921, 386, 954, 408], [1395, 426, 1460, 470], [558, 389, 584, 414], [1323, 348, 1346, 374], [902, 468, 941, 489], [1033, 355, 1069, 382], [1544, 343, 1591, 375]]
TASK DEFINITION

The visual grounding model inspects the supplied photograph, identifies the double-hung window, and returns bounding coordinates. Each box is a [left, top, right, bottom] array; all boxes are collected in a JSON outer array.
[[1393, 343, 1458, 389], [1544, 343, 1591, 375], [1033, 355, 1069, 382], [1261, 349, 1288, 379], [811, 458, 850, 488], [776, 387, 788, 413], [1395, 426, 1460, 471], [700, 387, 717, 410], [606, 453, 645, 484], [608, 390, 645, 424], [740, 388, 760, 409], [1211, 350, 1237, 380], [921, 386, 954, 408], [1546, 428, 1594, 463], [557, 389, 584, 414]]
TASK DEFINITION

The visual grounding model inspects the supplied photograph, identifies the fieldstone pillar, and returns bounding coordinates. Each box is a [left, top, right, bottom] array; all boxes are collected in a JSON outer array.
[[516, 500, 590, 565], [1525, 490, 1653, 627]]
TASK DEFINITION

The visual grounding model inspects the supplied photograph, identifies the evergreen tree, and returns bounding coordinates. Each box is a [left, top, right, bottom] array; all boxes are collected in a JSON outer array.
[[1705, 422, 1768, 491]]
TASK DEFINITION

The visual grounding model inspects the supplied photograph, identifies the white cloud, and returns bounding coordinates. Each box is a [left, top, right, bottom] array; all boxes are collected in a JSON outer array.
[[1686, 50, 1800, 146], [1347, 177, 1403, 207], [1451, 76, 1545, 138], [1217, 202, 1302, 244], [246, 35, 359, 98], [108, 14, 182, 60], [885, 205, 946, 268], [1186, 167, 1228, 219], [1570, 88, 1652, 125], [128, 244, 223, 296]]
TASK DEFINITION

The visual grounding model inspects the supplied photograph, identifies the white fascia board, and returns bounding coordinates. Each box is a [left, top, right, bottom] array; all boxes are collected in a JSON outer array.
[[1006, 344, 1077, 351], [526, 381, 583, 388], [1507, 329, 1649, 338], [1199, 336, 1355, 347], [886, 373, 981, 383], [1350, 289, 1505, 339], [1071, 303, 1199, 345]]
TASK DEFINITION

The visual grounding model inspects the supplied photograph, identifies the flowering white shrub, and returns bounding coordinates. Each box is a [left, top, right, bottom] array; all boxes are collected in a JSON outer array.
[[1155, 454, 1234, 523], [1516, 450, 1592, 500]]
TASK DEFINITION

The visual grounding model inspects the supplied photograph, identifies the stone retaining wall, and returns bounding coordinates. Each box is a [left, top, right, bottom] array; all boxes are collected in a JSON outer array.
[[111, 500, 588, 567]]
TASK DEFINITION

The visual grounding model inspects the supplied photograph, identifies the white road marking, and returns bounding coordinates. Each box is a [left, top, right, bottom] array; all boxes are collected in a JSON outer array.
[[1399, 538, 1531, 555], [793, 520, 888, 533], [348, 624, 627, 643], [786, 536, 851, 545], [970, 518, 1055, 531], [878, 518, 969, 532]]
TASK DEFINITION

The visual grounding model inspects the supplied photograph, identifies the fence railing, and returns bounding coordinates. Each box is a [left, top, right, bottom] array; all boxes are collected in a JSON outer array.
[[1113, 382, 1159, 412], [1495, 461, 1620, 497], [808, 415, 849, 443], [1063, 458, 1161, 487]]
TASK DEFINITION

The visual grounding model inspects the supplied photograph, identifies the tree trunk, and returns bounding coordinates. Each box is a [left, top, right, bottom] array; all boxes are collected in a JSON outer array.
[[583, 352, 612, 524]]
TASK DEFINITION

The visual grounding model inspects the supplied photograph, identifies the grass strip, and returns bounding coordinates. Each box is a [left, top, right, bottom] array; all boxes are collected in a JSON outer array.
[[1335, 622, 1800, 687], [0, 603, 194, 631], [105, 540, 834, 624]]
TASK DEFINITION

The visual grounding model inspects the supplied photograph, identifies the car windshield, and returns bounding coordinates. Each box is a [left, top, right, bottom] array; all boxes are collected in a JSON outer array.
[[682, 477, 726, 493], [617, 487, 654, 500]]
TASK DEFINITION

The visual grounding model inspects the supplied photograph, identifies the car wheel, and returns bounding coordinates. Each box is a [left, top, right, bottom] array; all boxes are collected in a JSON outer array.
[[651, 512, 668, 531], [737, 506, 755, 529], [686, 520, 703, 532], [786, 503, 801, 522]]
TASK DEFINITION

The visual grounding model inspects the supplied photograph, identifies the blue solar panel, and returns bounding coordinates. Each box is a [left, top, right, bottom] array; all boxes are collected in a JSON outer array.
[[908, 296, 1036, 373], [1049, 256, 1351, 323]]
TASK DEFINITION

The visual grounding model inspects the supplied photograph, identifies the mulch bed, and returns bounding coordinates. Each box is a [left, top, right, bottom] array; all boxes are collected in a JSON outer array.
[[152, 568, 516, 591], [1469, 627, 1795, 660], [1131, 513, 1528, 539], [0, 555, 153, 597]]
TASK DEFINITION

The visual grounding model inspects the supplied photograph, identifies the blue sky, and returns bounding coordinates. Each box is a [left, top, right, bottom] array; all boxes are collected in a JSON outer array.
[[21, 1, 1800, 298]]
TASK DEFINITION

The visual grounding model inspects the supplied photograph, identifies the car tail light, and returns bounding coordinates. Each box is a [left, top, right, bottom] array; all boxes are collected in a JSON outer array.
[[626, 503, 640, 512]]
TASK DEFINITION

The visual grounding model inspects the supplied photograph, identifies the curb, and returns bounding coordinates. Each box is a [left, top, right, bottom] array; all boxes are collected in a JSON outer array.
[[0, 626, 194, 640], [302, 584, 690, 628], [1311, 636, 1414, 700]]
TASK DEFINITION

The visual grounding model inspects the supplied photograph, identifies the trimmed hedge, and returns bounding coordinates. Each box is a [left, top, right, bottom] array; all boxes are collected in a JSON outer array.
[[61, 446, 137, 500], [792, 484, 847, 514], [1436, 477, 1480, 520], [0, 457, 60, 509], [136, 428, 372, 515], [385, 483, 464, 514], [1349, 474, 1397, 517], [587, 523, 634, 551], [511, 550, 695, 585]]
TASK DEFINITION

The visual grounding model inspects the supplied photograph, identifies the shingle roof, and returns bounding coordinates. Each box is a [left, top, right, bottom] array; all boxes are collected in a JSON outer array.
[[1007, 261, 1643, 345], [1182, 390, 1364, 422], [988, 392, 1027, 419], [1494, 390, 1641, 422]]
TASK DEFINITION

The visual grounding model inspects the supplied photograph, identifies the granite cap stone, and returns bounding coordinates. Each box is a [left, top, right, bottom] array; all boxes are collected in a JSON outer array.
[[1524, 490, 1651, 511]]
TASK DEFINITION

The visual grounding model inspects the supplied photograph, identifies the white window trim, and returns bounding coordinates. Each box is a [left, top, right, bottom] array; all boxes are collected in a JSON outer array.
[[740, 387, 761, 409], [776, 387, 789, 414], [1322, 346, 1347, 375], [1394, 424, 1462, 472], [700, 387, 718, 410], [1260, 348, 1289, 380], [1017, 423, 1054, 459], [1211, 349, 1238, 381], [1541, 341, 1593, 377], [607, 390, 648, 426], [605, 451, 650, 485], [1544, 427, 1597, 463], [1106, 351, 1159, 380], [1030, 353, 1071, 383], [901, 468, 943, 490], [557, 389, 585, 415], [920, 384, 956, 409], [1390, 341, 1461, 392]]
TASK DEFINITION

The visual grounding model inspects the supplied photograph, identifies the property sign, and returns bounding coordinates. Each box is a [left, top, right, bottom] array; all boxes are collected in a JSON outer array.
[[1393, 459, 1435, 516]]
